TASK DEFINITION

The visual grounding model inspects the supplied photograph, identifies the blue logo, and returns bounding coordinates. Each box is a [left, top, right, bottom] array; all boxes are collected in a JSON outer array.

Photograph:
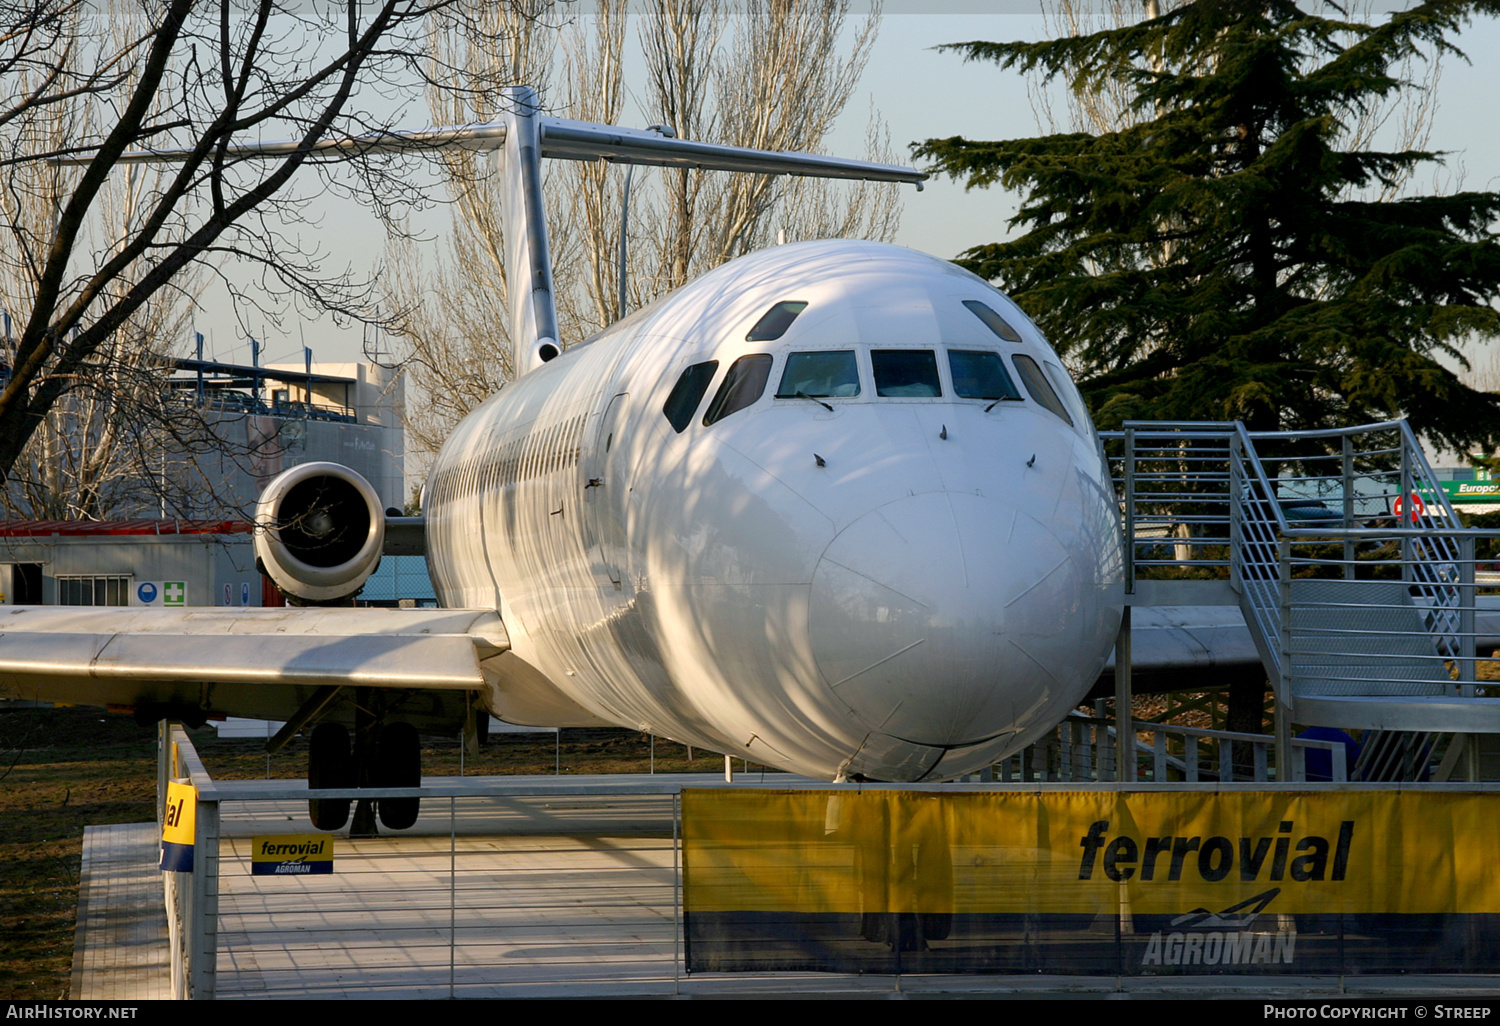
[[137, 582, 158, 604]]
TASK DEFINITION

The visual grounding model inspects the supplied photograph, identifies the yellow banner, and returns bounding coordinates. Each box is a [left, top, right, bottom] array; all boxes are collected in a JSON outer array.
[[682, 790, 1500, 916], [160, 780, 197, 872], [161, 781, 196, 847]]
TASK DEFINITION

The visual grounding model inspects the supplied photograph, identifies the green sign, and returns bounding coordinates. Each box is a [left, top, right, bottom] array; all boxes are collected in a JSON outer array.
[[1441, 481, 1500, 505]]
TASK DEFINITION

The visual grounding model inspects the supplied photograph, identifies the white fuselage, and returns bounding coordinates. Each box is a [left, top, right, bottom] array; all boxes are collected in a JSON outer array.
[[424, 241, 1124, 781]]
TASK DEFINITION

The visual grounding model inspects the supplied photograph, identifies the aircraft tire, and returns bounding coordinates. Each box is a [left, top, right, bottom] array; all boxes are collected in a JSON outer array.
[[919, 912, 952, 942], [376, 721, 421, 830], [308, 722, 353, 831]]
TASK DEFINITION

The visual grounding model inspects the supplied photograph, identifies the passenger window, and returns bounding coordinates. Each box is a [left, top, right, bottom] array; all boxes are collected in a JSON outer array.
[[746, 301, 808, 342], [872, 350, 942, 397], [1011, 354, 1074, 426], [703, 354, 773, 426], [776, 351, 860, 398], [948, 350, 1022, 401], [963, 299, 1023, 343], [662, 360, 719, 433]]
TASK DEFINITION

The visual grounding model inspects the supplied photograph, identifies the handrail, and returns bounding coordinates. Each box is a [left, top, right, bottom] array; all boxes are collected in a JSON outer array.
[[1004, 714, 1348, 782], [1105, 417, 1500, 780]]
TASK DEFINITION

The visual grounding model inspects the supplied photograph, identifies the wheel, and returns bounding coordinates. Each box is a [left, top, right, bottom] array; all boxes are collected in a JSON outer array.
[[919, 912, 952, 942], [376, 721, 421, 830], [308, 722, 353, 831]]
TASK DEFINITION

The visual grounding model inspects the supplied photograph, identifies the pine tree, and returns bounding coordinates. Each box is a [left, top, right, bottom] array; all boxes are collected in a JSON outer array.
[[915, 0, 1500, 448]]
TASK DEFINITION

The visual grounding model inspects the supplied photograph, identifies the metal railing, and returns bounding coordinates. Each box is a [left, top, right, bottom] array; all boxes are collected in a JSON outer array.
[[996, 714, 1347, 784], [156, 722, 1384, 998], [172, 390, 358, 423], [158, 724, 686, 1000], [1225, 420, 1469, 691], [1109, 421, 1242, 578], [159, 722, 218, 1000], [1105, 419, 1500, 779]]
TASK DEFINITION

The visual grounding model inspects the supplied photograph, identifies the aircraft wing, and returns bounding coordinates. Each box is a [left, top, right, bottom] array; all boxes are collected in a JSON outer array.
[[1090, 606, 1263, 698], [0, 606, 508, 720], [1092, 603, 1500, 699]]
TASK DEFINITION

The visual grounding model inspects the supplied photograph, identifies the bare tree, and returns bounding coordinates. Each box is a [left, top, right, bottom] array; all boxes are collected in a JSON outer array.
[[384, 0, 568, 458], [563, 0, 629, 331], [0, 0, 511, 489], [391, 0, 903, 466], [635, 0, 896, 295], [0, 0, 209, 519], [1022, 0, 1181, 136]]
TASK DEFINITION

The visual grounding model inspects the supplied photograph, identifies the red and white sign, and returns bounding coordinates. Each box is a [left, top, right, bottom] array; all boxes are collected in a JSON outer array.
[[1392, 493, 1426, 522]]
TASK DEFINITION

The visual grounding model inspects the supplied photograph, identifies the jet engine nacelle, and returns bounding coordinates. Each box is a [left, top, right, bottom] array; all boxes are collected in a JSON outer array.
[[255, 462, 384, 604]]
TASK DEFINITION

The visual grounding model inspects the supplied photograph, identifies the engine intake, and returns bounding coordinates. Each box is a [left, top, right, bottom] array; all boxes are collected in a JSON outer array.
[[255, 462, 384, 604]]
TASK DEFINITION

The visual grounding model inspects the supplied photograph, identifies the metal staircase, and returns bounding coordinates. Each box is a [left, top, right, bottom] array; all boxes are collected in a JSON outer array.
[[1108, 419, 1500, 781], [1285, 578, 1445, 698]]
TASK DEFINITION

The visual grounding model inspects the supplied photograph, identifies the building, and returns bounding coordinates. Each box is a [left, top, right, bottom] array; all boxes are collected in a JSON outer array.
[[0, 357, 428, 610], [3, 355, 405, 522], [0, 520, 264, 608], [167, 357, 406, 516]]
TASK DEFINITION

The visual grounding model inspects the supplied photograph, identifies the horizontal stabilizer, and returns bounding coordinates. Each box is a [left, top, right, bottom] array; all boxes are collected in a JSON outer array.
[[538, 118, 926, 186], [53, 123, 510, 166], [59, 116, 926, 187]]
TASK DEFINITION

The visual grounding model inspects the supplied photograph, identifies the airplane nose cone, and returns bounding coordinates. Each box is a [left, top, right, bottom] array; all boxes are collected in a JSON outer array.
[[810, 492, 1099, 755]]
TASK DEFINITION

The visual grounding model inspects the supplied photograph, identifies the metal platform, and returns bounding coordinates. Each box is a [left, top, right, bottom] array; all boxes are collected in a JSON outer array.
[[1109, 419, 1500, 778]]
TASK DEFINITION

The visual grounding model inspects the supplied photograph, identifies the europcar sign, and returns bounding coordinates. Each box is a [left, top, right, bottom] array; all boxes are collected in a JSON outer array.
[[682, 790, 1500, 975], [1444, 481, 1500, 505]]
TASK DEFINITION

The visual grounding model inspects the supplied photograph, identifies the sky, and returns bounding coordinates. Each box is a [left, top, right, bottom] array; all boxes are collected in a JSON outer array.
[[188, 6, 1500, 377]]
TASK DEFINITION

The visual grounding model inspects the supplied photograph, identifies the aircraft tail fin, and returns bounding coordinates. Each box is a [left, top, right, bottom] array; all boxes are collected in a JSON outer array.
[[58, 88, 926, 379], [499, 87, 561, 378]]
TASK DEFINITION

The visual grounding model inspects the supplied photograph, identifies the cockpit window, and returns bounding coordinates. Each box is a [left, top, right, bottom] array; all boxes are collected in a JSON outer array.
[[662, 360, 718, 433], [948, 350, 1022, 401], [776, 351, 860, 398], [746, 300, 808, 342], [1043, 360, 1090, 430], [703, 354, 773, 426], [872, 349, 942, 397], [963, 299, 1023, 343], [1011, 353, 1074, 426]]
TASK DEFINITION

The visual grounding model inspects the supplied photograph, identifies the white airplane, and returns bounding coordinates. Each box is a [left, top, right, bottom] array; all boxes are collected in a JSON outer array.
[[3, 87, 1126, 827]]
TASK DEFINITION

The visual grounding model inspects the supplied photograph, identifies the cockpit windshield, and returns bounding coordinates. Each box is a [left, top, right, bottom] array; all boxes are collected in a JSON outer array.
[[948, 350, 1021, 401], [962, 299, 1023, 343], [872, 350, 942, 397], [746, 301, 807, 342], [776, 351, 860, 398], [704, 354, 773, 425]]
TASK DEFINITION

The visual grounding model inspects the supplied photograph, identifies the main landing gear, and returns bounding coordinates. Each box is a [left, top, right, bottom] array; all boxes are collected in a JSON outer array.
[[307, 722, 355, 831], [302, 690, 423, 834]]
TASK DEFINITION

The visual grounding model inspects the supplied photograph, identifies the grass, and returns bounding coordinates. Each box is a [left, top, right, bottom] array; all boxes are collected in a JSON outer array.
[[0, 707, 159, 1001], [0, 704, 763, 1000]]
